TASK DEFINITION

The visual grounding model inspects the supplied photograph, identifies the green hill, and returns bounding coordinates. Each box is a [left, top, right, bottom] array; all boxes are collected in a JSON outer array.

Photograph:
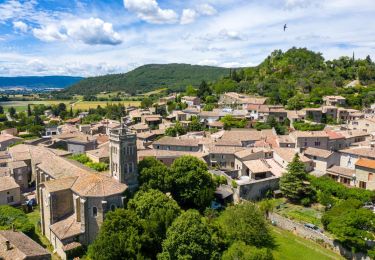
[[63, 64, 230, 96]]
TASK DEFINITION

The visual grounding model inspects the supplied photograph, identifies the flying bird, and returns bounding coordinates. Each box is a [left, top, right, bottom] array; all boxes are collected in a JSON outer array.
[[284, 24, 287, 31]]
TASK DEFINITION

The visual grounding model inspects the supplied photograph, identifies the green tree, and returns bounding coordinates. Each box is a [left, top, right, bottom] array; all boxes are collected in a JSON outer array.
[[189, 116, 203, 131], [286, 94, 304, 110], [27, 104, 32, 117], [139, 162, 171, 192], [0, 206, 35, 238], [169, 156, 215, 210], [197, 80, 211, 98], [87, 209, 145, 260], [141, 97, 154, 108], [0, 105, 3, 114], [185, 85, 197, 96], [279, 154, 316, 205], [165, 121, 186, 137], [8, 107, 16, 117], [138, 157, 164, 174], [222, 241, 274, 260], [158, 210, 219, 260], [322, 199, 375, 253], [217, 202, 274, 248], [128, 190, 181, 258]]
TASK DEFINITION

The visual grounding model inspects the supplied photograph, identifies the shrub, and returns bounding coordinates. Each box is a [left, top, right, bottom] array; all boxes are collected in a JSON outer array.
[[293, 121, 325, 131]]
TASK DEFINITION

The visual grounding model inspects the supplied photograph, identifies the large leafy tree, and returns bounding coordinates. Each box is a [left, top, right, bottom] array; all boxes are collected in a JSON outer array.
[[128, 190, 181, 258], [279, 154, 316, 205], [138, 158, 172, 192], [222, 241, 274, 260], [169, 156, 215, 210], [87, 209, 145, 260], [197, 80, 212, 99], [158, 210, 220, 260], [322, 199, 375, 253], [216, 202, 274, 249], [0, 206, 35, 238]]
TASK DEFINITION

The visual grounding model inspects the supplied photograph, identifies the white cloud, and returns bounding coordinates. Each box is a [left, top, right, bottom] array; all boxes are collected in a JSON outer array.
[[180, 9, 197, 25], [197, 59, 219, 66], [123, 0, 178, 24], [219, 29, 244, 40], [33, 24, 67, 42], [12, 21, 28, 33], [65, 18, 122, 45], [33, 18, 122, 45], [197, 4, 217, 16]]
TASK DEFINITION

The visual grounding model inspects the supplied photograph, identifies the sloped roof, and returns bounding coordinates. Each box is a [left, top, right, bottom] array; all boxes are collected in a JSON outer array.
[[0, 176, 19, 191], [304, 147, 333, 159], [0, 231, 50, 259], [50, 214, 82, 240], [356, 158, 375, 169]]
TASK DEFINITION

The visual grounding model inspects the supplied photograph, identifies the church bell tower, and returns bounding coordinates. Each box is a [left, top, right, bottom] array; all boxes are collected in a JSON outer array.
[[109, 119, 138, 190]]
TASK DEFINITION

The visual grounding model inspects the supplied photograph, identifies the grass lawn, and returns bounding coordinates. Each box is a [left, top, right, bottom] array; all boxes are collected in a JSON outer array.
[[27, 208, 61, 260], [271, 226, 343, 260], [274, 199, 324, 227], [0, 100, 71, 112]]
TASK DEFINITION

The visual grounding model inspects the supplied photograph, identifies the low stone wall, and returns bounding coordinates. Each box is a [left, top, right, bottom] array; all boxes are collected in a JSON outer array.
[[269, 213, 369, 260]]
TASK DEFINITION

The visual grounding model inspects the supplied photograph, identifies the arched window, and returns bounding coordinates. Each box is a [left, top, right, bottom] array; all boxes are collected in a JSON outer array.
[[92, 207, 98, 217], [110, 204, 116, 211]]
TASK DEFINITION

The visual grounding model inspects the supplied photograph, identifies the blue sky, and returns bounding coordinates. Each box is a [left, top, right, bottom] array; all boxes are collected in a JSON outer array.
[[0, 0, 374, 76]]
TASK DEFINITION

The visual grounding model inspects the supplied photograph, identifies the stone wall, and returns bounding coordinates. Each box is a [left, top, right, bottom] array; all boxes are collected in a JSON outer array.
[[269, 213, 369, 260]]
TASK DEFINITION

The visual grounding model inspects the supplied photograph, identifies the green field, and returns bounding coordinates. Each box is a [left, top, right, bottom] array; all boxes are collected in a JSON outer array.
[[0, 100, 71, 112], [271, 226, 343, 260], [0, 100, 141, 112]]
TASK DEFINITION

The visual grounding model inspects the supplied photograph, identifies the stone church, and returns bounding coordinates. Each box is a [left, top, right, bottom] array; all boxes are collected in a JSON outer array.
[[27, 123, 137, 259]]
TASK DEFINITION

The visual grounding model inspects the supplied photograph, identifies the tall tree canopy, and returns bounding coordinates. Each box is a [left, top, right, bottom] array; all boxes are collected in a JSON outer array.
[[128, 189, 181, 259], [158, 210, 220, 260], [87, 209, 145, 260], [216, 202, 275, 249], [169, 156, 215, 210], [279, 154, 316, 205]]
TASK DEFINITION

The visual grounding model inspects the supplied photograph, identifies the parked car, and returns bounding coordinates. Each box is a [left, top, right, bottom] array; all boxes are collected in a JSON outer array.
[[304, 223, 323, 233]]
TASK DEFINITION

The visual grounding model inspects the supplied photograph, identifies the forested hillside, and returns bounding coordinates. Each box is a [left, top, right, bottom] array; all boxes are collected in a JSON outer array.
[[210, 47, 375, 109], [63, 64, 230, 96], [60, 48, 375, 109], [0, 76, 83, 89]]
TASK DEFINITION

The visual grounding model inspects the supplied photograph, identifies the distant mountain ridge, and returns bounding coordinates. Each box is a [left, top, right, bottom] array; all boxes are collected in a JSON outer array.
[[0, 76, 84, 89], [63, 64, 230, 96]]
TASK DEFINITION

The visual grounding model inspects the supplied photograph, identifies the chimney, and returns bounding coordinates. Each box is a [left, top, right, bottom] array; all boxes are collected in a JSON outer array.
[[5, 240, 11, 251]]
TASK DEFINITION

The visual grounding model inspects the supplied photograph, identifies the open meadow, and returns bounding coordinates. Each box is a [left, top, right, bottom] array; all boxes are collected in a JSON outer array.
[[0, 100, 141, 112]]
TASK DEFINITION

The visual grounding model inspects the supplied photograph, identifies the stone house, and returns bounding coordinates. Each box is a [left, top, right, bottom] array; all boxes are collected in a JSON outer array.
[[0, 176, 21, 206], [323, 95, 346, 106], [152, 136, 203, 152], [303, 147, 340, 173], [289, 131, 329, 150], [0, 128, 18, 136], [218, 92, 267, 109], [348, 117, 375, 134], [8, 161, 29, 191], [0, 230, 51, 260], [0, 135, 23, 151], [354, 158, 375, 190], [273, 148, 314, 172], [326, 166, 356, 187], [303, 107, 323, 123], [208, 146, 244, 170], [339, 147, 375, 169], [181, 96, 201, 107]]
